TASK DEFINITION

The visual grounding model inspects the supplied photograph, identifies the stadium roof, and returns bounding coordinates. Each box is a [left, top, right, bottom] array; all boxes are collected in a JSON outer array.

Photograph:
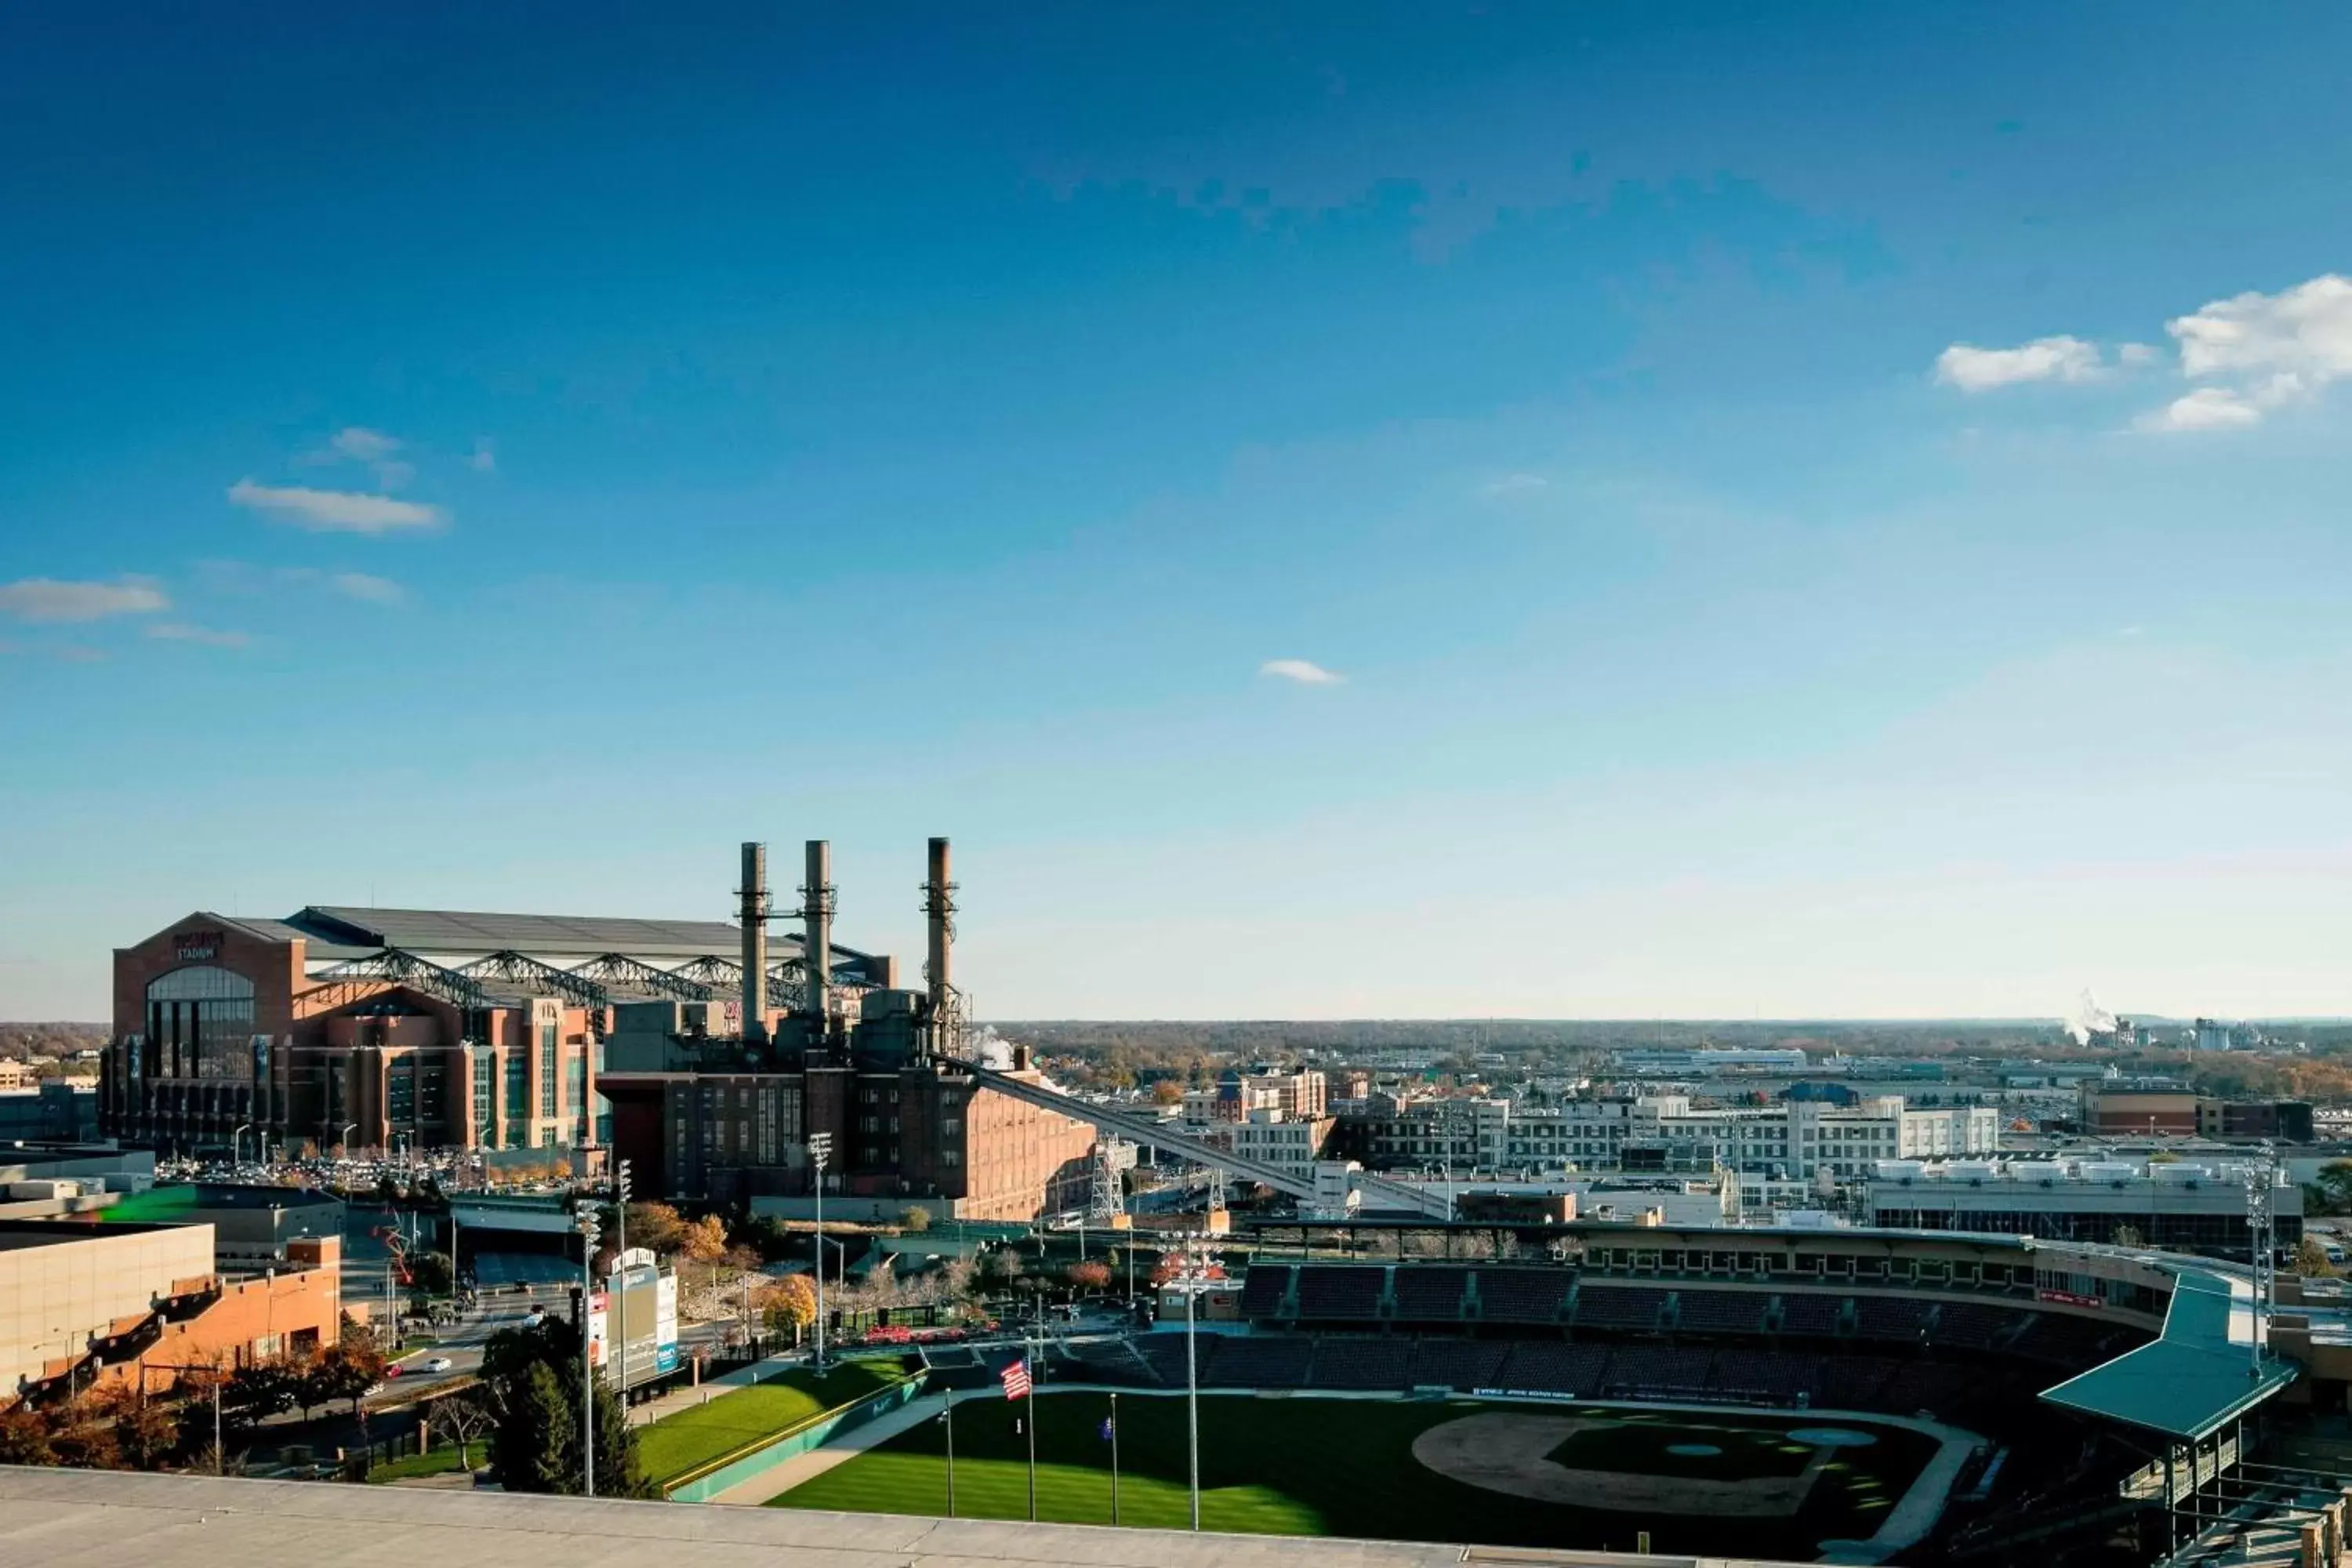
[[285, 906, 788, 960], [0, 1468, 1817, 1568], [2040, 1267, 2296, 1442]]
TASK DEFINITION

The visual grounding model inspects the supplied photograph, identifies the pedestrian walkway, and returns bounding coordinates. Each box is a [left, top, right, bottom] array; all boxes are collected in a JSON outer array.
[[706, 1390, 949, 1506], [627, 1348, 812, 1428]]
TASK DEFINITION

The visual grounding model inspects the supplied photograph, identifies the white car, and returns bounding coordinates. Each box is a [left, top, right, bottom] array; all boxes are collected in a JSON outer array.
[[422, 1356, 454, 1374]]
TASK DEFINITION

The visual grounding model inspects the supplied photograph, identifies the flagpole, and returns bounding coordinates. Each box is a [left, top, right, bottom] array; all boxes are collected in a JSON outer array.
[[1025, 1332, 1038, 1522], [1109, 1391, 1120, 1527], [943, 1387, 956, 1517]]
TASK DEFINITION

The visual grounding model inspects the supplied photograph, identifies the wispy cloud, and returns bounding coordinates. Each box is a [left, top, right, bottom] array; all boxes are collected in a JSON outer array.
[[468, 437, 496, 473], [1933, 336, 2107, 391], [227, 479, 445, 535], [329, 572, 405, 605], [299, 426, 416, 489], [145, 622, 250, 648], [1260, 658, 1345, 685], [0, 575, 169, 622], [1479, 473, 1550, 498], [328, 426, 399, 463]]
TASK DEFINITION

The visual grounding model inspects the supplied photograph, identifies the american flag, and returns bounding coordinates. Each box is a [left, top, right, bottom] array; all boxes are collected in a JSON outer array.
[[999, 1357, 1032, 1400]]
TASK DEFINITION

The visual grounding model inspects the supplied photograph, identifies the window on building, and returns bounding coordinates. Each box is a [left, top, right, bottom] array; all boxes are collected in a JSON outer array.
[[471, 1046, 497, 1146], [145, 965, 258, 1083], [539, 1024, 557, 1118], [505, 1050, 529, 1149], [568, 1055, 587, 1145]]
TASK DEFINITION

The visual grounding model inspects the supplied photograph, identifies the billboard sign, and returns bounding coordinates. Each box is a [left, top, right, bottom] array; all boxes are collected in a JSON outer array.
[[588, 1258, 679, 1387]]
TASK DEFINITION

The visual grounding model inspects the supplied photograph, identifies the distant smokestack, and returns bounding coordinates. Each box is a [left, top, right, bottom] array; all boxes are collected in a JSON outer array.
[[803, 839, 834, 1025], [924, 837, 955, 1048], [739, 842, 768, 1043]]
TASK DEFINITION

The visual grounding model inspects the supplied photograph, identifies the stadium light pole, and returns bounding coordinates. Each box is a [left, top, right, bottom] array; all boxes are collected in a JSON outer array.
[[575, 1201, 602, 1497], [1183, 1232, 1201, 1531], [615, 1159, 632, 1405], [809, 1133, 831, 1372]]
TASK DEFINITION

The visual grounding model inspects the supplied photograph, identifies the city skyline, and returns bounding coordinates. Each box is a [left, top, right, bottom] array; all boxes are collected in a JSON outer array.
[[5, 8, 2350, 1021]]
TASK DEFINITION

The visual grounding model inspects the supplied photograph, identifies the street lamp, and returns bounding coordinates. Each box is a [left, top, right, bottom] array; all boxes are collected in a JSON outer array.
[[575, 1201, 602, 1497], [338, 1122, 358, 1158], [231, 1123, 252, 1169], [808, 1133, 832, 1371]]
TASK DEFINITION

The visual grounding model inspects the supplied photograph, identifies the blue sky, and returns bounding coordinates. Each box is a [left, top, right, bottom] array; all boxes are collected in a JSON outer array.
[[5, 6, 2350, 1022]]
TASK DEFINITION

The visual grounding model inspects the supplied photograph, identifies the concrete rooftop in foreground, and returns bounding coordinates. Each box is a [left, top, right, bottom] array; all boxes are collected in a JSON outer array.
[[0, 1467, 1807, 1568]]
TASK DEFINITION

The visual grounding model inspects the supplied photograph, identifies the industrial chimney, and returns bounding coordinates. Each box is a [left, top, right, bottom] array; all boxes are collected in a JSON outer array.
[[924, 837, 955, 1052], [802, 839, 834, 1028], [739, 842, 769, 1042]]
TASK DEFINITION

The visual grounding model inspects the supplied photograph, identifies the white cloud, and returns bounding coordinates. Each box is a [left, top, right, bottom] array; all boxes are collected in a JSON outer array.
[[330, 572, 405, 605], [2136, 387, 2263, 432], [0, 575, 169, 622], [1933, 335, 2105, 391], [2147, 273, 2352, 430], [227, 479, 445, 535], [1260, 658, 1345, 685], [329, 426, 402, 463], [1479, 473, 1549, 498], [468, 437, 496, 473], [145, 622, 250, 648]]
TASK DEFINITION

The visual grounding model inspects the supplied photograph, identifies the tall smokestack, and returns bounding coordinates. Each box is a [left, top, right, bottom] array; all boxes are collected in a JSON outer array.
[[739, 842, 768, 1042], [803, 839, 834, 1027], [924, 837, 954, 1048]]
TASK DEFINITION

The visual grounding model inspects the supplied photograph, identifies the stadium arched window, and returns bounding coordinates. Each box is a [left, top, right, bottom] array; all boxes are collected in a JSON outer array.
[[146, 965, 258, 1083]]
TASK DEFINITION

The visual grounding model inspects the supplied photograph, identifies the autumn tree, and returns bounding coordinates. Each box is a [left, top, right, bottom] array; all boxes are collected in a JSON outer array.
[[760, 1274, 817, 1337], [1065, 1260, 1110, 1296], [622, 1201, 687, 1255], [677, 1214, 729, 1262]]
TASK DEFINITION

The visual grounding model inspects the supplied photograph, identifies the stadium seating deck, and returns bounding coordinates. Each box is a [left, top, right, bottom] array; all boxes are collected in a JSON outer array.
[[1205, 1335, 1314, 1388], [1390, 1266, 1470, 1322], [1573, 1284, 1668, 1330], [1929, 1301, 2024, 1349], [1674, 1289, 1769, 1333], [1310, 1336, 1414, 1390], [1777, 1292, 1846, 1336], [1239, 1265, 1294, 1318], [1495, 1340, 1612, 1396], [1296, 1265, 1386, 1320], [1852, 1295, 1934, 1342], [1408, 1338, 1509, 1391], [1474, 1269, 1574, 1323]]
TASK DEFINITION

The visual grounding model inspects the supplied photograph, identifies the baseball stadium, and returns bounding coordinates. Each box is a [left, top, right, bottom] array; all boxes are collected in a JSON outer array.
[[731, 1220, 2352, 1568]]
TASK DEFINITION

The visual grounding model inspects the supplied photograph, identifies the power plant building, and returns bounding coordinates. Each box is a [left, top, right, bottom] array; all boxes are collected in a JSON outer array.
[[597, 840, 1097, 1221]]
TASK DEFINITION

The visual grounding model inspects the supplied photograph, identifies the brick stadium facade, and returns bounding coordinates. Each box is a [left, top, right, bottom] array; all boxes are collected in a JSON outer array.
[[102, 910, 638, 1157]]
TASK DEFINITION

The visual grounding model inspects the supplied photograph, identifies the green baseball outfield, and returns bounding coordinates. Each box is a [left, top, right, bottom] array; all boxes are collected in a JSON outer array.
[[765, 1390, 1955, 1561]]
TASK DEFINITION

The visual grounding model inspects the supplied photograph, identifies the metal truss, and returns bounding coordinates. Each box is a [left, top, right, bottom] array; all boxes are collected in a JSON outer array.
[[572, 953, 720, 1003], [308, 947, 496, 1011], [455, 950, 611, 1010]]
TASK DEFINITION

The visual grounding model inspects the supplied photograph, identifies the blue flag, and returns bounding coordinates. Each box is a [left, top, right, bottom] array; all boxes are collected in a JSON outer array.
[[1098, 1414, 1115, 1442]]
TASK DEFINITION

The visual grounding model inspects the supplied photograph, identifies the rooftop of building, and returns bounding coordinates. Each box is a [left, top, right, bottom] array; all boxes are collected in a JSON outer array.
[[0, 1217, 193, 1252], [0, 1468, 1812, 1568]]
